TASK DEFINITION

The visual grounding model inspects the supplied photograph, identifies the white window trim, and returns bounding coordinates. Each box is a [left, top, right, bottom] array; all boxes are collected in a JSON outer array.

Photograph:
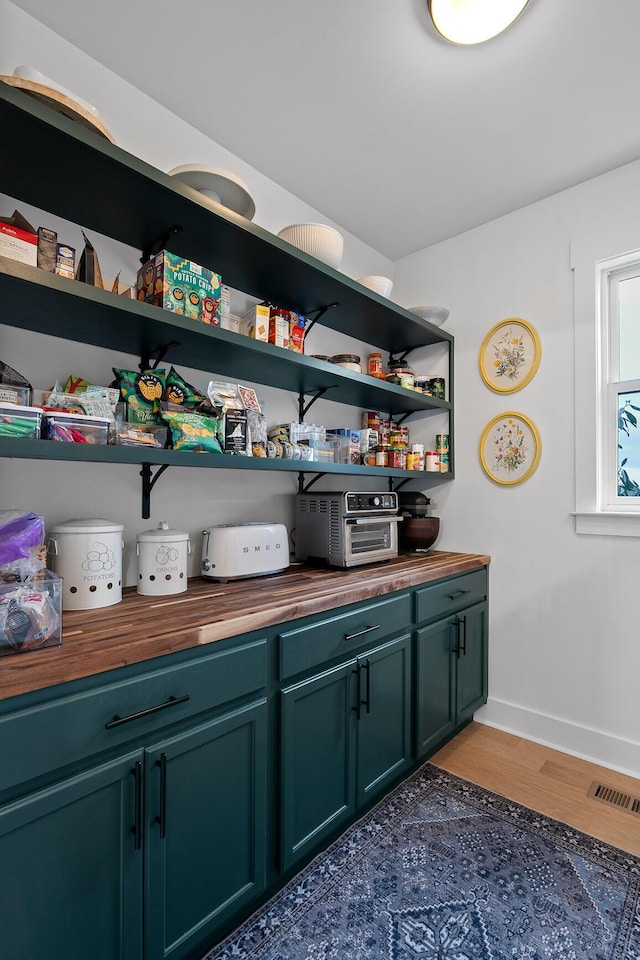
[[572, 239, 640, 536]]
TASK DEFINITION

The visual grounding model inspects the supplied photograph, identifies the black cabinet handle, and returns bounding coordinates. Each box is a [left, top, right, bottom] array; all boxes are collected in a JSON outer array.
[[459, 615, 467, 656], [131, 760, 143, 850], [447, 589, 471, 601], [105, 694, 190, 729], [351, 667, 361, 720], [361, 658, 371, 714], [156, 753, 167, 839], [344, 624, 380, 642]]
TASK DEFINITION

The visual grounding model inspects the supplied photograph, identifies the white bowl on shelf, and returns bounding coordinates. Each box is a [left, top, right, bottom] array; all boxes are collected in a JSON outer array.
[[409, 305, 450, 327], [277, 223, 344, 268], [358, 275, 394, 298]]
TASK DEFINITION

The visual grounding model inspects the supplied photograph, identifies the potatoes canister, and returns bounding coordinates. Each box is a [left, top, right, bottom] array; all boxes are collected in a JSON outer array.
[[48, 518, 124, 610], [136, 521, 191, 596]]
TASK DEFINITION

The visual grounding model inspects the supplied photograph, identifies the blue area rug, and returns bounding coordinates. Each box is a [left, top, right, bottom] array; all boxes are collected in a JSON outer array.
[[204, 763, 640, 959]]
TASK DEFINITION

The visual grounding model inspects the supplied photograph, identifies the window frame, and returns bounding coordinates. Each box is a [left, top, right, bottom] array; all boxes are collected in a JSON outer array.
[[572, 241, 640, 536]]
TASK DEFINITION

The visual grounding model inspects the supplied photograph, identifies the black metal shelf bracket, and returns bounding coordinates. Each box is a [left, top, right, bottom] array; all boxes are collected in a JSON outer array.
[[140, 341, 182, 372], [141, 225, 183, 264], [388, 476, 412, 493], [141, 463, 170, 519], [303, 303, 339, 336], [388, 348, 412, 365], [298, 472, 323, 494], [298, 386, 337, 422]]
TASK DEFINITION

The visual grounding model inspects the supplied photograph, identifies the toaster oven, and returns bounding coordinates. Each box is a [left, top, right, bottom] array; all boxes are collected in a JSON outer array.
[[295, 491, 401, 568]]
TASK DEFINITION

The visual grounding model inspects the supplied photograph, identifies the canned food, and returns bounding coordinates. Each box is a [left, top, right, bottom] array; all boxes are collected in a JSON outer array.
[[375, 447, 389, 467], [429, 378, 446, 400], [436, 434, 449, 452], [388, 449, 407, 470], [363, 411, 381, 430], [439, 452, 450, 472], [425, 451, 440, 472]]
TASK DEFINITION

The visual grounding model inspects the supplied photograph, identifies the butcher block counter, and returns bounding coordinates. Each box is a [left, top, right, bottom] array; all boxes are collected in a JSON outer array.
[[0, 550, 489, 701]]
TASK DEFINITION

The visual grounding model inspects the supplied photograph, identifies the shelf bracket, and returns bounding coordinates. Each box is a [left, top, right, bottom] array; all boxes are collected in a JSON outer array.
[[298, 386, 337, 422], [388, 348, 413, 366], [141, 463, 170, 519], [141, 225, 183, 264], [298, 472, 324, 494], [140, 341, 181, 371], [390, 411, 412, 426], [389, 477, 411, 493], [303, 303, 339, 336]]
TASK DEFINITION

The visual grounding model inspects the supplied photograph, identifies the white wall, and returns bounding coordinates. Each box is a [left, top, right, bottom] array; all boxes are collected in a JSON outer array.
[[395, 161, 640, 778]]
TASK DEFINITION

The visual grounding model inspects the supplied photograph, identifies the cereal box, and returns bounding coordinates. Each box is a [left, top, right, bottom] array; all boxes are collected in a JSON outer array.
[[137, 251, 221, 325]]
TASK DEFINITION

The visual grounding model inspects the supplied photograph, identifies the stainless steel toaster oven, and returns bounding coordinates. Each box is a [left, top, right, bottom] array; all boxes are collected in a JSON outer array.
[[295, 491, 401, 568]]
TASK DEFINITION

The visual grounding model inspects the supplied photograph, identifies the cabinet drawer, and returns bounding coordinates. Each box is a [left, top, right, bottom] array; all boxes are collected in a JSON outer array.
[[414, 569, 487, 624], [279, 593, 410, 679], [0, 638, 266, 796]]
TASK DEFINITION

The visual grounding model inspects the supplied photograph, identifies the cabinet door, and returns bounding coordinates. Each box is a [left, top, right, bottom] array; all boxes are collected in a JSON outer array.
[[415, 617, 457, 757], [455, 600, 488, 722], [280, 661, 357, 871], [0, 751, 143, 960], [356, 633, 411, 806], [145, 700, 267, 960]]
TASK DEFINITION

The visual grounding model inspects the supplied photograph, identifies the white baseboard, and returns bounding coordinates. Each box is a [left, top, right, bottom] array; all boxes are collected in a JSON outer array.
[[475, 698, 640, 781]]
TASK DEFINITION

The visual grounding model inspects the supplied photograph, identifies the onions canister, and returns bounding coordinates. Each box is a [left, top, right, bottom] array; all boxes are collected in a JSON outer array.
[[136, 521, 191, 596], [48, 518, 124, 610]]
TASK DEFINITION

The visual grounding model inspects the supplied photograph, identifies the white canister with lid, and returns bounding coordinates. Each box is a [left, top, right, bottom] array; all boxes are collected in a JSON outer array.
[[48, 518, 124, 610], [136, 521, 191, 596]]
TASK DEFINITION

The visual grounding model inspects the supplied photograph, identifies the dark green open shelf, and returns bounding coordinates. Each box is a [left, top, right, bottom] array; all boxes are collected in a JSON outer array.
[[0, 257, 451, 418], [0, 438, 452, 480], [0, 80, 452, 355]]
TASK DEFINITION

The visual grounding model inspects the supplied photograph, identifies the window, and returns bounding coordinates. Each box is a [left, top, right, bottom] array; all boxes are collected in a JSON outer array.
[[601, 256, 640, 507], [573, 241, 640, 536]]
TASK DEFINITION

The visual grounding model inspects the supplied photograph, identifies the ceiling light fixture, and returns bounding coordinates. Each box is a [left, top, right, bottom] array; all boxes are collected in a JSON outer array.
[[428, 0, 530, 45]]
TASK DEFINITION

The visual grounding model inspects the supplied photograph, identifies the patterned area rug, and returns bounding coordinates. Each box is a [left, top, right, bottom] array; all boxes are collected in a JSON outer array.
[[203, 763, 640, 960]]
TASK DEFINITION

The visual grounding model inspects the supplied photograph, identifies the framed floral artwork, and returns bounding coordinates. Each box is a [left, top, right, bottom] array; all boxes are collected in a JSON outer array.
[[479, 412, 541, 486], [479, 318, 541, 393]]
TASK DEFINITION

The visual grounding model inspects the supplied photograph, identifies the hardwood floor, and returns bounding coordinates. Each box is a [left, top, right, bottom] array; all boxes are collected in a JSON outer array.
[[430, 722, 640, 857]]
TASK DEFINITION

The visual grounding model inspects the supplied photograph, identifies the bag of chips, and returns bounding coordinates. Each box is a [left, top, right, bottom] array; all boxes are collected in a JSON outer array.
[[161, 410, 223, 453]]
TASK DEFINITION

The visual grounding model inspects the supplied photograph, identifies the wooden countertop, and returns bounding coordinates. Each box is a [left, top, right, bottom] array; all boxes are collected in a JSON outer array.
[[0, 551, 490, 702]]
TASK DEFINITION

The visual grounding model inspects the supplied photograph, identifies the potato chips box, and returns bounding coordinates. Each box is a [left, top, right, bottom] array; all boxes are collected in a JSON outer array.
[[137, 251, 221, 325]]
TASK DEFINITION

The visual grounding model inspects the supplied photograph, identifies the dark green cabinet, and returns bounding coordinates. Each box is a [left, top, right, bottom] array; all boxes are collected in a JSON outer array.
[[416, 600, 488, 757], [145, 700, 268, 960], [0, 750, 143, 960], [280, 633, 411, 870]]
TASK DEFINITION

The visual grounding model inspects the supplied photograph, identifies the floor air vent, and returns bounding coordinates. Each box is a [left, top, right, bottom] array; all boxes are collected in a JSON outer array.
[[587, 781, 640, 817]]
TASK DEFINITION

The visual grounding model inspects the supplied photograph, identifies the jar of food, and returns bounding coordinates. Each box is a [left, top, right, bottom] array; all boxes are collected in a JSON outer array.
[[375, 445, 389, 467], [330, 354, 361, 373], [368, 352, 384, 378], [388, 448, 407, 470]]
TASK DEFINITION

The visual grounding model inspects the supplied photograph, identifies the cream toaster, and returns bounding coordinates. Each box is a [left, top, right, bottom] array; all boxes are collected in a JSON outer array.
[[200, 522, 290, 581]]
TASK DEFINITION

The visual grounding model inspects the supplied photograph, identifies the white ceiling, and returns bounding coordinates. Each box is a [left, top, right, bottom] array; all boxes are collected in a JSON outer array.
[[10, 0, 640, 260]]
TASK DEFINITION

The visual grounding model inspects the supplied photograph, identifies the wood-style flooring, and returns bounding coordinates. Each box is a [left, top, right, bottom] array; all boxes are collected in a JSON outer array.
[[430, 722, 640, 857]]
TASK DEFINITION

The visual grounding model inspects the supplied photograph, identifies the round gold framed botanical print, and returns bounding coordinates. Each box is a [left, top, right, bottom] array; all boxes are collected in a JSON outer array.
[[479, 318, 541, 393], [479, 412, 541, 486]]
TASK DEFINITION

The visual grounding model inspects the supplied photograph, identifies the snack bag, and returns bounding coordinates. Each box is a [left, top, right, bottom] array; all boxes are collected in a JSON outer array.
[[161, 410, 223, 453], [165, 367, 206, 408], [113, 367, 166, 423]]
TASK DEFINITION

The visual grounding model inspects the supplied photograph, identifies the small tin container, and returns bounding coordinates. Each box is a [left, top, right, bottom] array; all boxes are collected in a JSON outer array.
[[137, 521, 191, 596]]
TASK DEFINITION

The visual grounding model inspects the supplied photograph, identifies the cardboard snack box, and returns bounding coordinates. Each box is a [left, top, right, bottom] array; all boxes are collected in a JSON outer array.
[[137, 251, 221, 325]]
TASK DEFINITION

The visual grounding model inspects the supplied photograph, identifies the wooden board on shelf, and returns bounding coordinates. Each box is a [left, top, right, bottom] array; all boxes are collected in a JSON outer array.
[[0, 75, 115, 142]]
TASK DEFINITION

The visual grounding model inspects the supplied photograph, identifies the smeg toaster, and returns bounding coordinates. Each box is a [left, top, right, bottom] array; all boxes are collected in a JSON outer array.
[[200, 522, 290, 581]]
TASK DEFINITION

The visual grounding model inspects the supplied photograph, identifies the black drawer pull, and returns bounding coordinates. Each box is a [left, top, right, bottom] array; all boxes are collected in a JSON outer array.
[[447, 589, 471, 601], [344, 624, 380, 642], [105, 694, 190, 729]]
